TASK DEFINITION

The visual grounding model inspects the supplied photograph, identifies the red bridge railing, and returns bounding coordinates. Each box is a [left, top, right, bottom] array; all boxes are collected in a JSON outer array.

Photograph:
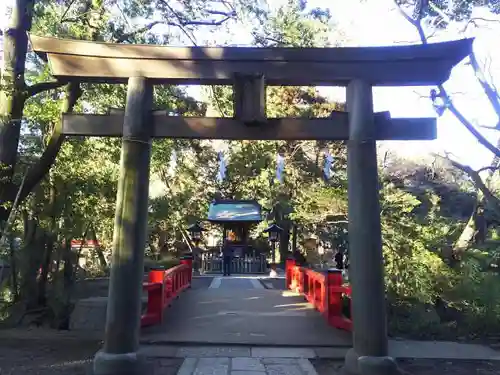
[[141, 256, 192, 327], [286, 258, 352, 331]]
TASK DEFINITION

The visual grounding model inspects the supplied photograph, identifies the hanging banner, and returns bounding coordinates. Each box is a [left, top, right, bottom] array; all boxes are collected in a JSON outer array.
[[168, 149, 177, 177], [217, 151, 227, 183], [323, 150, 334, 179], [276, 153, 285, 183]]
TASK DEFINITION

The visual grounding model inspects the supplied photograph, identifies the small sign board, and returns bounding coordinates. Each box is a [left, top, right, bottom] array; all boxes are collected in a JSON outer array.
[[71, 239, 100, 251]]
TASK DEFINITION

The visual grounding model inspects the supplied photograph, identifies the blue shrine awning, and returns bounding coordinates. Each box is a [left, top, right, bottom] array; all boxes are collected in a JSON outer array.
[[207, 200, 262, 223]]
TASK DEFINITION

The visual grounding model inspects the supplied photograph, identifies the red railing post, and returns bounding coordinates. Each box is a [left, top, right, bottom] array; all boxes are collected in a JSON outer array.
[[141, 262, 193, 328], [326, 268, 343, 318], [180, 254, 193, 285], [326, 268, 352, 331], [285, 257, 296, 289], [146, 269, 165, 323]]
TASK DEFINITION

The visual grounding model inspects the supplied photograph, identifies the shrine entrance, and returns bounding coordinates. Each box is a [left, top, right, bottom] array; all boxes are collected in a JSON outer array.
[[29, 34, 472, 375], [201, 199, 267, 274]]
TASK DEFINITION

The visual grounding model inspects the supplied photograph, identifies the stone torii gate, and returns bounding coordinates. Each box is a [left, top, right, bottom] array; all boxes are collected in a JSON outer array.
[[30, 35, 472, 375]]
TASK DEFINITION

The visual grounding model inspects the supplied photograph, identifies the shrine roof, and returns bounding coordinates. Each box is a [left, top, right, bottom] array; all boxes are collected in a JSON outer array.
[[207, 200, 262, 223]]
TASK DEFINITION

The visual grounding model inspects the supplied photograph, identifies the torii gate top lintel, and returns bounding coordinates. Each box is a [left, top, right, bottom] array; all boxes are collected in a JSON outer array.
[[29, 34, 473, 87]]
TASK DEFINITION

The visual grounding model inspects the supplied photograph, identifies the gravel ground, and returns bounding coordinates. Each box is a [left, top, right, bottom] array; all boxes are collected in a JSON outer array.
[[311, 358, 500, 375], [0, 337, 182, 375]]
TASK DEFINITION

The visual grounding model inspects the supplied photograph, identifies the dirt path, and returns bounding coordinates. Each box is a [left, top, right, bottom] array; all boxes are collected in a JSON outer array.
[[0, 338, 100, 375], [0, 331, 182, 375]]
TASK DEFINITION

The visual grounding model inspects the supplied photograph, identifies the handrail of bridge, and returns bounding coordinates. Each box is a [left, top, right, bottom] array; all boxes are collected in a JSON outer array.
[[285, 257, 352, 332], [141, 256, 192, 327]]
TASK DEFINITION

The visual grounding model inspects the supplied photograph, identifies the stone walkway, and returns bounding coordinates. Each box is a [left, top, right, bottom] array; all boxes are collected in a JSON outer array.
[[177, 357, 316, 375], [140, 346, 320, 375]]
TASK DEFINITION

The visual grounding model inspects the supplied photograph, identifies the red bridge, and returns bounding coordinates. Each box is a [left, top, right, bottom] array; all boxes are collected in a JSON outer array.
[[139, 257, 352, 347]]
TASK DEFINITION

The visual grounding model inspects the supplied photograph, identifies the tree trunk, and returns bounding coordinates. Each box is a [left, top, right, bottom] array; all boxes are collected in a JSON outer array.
[[90, 225, 108, 269], [17, 83, 82, 204], [0, 0, 34, 217], [279, 220, 290, 263], [20, 224, 45, 310], [36, 182, 57, 306], [452, 136, 500, 253], [453, 201, 478, 252], [9, 234, 19, 301]]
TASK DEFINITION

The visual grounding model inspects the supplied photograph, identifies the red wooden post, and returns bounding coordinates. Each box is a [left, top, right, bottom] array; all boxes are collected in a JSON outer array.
[[326, 268, 344, 325], [147, 269, 165, 323], [149, 269, 165, 283], [180, 254, 193, 285], [285, 257, 296, 289]]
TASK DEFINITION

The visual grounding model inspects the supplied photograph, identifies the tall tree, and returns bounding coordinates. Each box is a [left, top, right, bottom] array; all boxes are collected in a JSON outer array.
[[394, 0, 500, 252]]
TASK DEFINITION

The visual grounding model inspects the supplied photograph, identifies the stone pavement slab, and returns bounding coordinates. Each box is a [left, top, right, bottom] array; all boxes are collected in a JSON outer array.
[[176, 346, 251, 358], [175, 357, 318, 375], [232, 357, 265, 371], [140, 339, 500, 362], [251, 348, 316, 358]]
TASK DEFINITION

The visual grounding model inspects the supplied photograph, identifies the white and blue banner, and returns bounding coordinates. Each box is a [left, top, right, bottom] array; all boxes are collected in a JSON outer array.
[[217, 151, 227, 183], [323, 150, 334, 179], [276, 153, 285, 183], [168, 149, 177, 177]]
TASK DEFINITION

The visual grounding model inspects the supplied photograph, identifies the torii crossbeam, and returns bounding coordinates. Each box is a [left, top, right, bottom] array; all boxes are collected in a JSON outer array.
[[29, 34, 473, 375]]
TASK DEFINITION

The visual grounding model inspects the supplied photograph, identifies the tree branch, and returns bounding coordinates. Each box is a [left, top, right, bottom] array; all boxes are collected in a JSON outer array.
[[462, 17, 500, 33], [25, 80, 65, 97], [427, 1, 500, 128], [14, 83, 82, 204], [116, 7, 234, 43], [469, 52, 500, 129], [115, 21, 165, 43], [445, 95, 500, 158], [59, 0, 78, 22], [436, 153, 500, 212], [393, 0, 427, 43], [394, 0, 500, 159], [477, 165, 500, 174]]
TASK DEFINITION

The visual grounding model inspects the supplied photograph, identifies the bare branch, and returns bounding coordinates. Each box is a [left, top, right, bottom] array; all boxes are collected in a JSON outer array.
[[394, 0, 500, 158], [477, 165, 500, 174], [444, 93, 500, 158], [427, 2, 500, 127], [115, 9, 234, 43], [59, 0, 78, 22], [469, 53, 500, 128], [206, 9, 237, 17], [115, 21, 165, 43], [393, 0, 427, 44], [25, 80, 65, 97], [435, 153, 500, 211], [462, 17, 500, 33]]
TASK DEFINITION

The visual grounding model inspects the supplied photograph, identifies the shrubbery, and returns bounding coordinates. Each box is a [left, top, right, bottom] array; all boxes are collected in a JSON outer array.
[[381, 184, 500, 341]]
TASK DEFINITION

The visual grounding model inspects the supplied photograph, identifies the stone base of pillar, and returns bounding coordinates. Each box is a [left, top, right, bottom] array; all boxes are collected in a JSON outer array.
[[93, 350, 145, 375], [342, 349, 403, 375]]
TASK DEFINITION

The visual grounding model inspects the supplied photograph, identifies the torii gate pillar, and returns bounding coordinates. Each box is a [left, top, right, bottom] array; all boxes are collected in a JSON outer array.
[[93, 77, 153, 375], [344, 80, 397, 374]]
